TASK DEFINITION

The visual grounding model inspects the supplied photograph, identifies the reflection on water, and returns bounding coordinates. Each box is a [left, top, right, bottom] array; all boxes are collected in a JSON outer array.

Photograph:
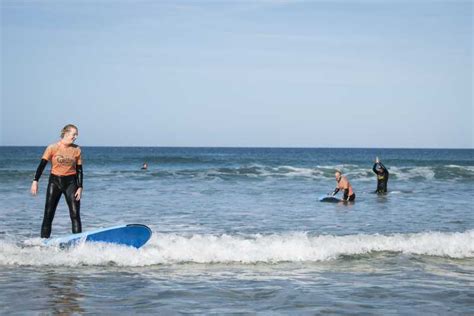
[[42, 270, 85, 315], [1, 256, 474, 314]]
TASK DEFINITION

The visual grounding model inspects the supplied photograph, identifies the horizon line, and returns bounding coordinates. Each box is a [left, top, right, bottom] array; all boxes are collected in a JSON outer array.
[[1, 145, 473, 150]]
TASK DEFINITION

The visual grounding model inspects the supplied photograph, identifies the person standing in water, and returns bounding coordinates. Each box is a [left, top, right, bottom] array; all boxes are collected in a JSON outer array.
[[332, 170, 356, 202], [30, 124, 83, 238], [372, 156, 389, 193]]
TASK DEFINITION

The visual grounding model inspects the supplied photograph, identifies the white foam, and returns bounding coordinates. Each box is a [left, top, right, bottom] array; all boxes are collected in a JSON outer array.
[[1, 231, 472, 267], [85, 164, 473, 181], [272, 166, 322, 178], [389, 166, 435, 180], [445, 165, 474, 172], [316, 164, 359, 172]]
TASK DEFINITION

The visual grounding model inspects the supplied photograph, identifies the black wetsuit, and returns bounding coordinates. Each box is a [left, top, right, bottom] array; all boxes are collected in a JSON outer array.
[[332, 184, 356, 202], [34, 159, 83, 238], [373, 162, 389, 193], [343, 190, 356, 201]]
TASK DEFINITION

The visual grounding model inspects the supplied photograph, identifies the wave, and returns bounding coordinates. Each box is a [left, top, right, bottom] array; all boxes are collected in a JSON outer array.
[[1, 164, 473, 182], [93, 164, 474, 181], [2, 230, 472, 267]]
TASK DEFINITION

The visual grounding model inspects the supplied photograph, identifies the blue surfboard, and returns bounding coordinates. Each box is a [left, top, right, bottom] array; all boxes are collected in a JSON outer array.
[[44, 224, 152, 249], [319, 195, 342, 203]]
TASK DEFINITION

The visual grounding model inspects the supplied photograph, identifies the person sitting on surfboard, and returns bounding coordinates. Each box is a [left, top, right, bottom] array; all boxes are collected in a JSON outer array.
[[332, 171, 356, 202], [372, 156, 389, 194], [30, 124, 83, 238]]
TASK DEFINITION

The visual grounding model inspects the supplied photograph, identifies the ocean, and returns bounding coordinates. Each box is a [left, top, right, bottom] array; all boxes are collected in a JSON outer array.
[[0, 146, 473, 314]]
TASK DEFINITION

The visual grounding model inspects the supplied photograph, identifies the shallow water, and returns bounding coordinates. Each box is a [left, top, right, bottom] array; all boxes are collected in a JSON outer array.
[[1, 147, 473, 314]]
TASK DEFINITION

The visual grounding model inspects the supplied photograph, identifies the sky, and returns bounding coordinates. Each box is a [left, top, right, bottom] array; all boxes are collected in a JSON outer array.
[[1, 0, 473, 148]]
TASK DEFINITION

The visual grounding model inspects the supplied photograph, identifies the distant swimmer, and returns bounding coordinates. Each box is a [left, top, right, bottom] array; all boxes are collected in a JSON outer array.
[[372, 156, 389, 193], [30, 124, 83, 238], [332, 171, 356, 202], [141, 162, 148, 170]]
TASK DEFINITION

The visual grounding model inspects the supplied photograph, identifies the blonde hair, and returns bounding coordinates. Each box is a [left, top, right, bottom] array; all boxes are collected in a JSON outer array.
[[60, 124, 78, 138]]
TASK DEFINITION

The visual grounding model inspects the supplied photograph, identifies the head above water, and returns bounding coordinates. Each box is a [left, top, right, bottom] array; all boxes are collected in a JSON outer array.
[[60, 124, 79, 145], [334, 170, 342, 181]]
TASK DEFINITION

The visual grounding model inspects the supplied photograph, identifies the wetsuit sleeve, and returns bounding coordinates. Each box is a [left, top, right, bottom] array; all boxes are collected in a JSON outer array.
[[77, 147, 83, 165], [372, 163, 378, 174], [76, 164, 83, 188], [332, 188, 340, 196], [33, 159, 48, 181]]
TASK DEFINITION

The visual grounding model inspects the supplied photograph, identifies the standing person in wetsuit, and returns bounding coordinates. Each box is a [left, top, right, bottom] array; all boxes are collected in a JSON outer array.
[[332, 171, 356, 202], [373, 156, 389, 193], [30, 124, 83, 238]]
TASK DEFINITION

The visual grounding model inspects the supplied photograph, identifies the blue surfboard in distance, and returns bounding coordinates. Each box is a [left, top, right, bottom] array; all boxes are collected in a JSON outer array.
[[319, 195, 342, 203], [44, 224, 152, 249]]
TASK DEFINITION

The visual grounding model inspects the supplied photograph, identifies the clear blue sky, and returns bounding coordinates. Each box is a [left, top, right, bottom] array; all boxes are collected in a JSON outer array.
[[1, 0, 472, 148]]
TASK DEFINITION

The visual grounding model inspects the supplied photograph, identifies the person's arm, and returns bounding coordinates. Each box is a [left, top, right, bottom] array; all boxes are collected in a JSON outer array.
[[343, 189, 350, 200], [76, 164, 83, 188], [332, 188, 340, 196], [340, 178, 350, 200], [74, 164, 83, 201], [31, 159, 48, 195], [34, 159, 48, 181], [372, 163, 378, 174]]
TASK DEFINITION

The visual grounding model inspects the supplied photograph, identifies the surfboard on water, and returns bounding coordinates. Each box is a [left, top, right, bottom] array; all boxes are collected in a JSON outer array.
[[319, 195, 342, 203], [44, 224, 152, 249]]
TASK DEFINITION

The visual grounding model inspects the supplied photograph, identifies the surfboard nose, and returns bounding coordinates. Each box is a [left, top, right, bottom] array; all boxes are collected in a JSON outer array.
[[87, 224, 152, 248]]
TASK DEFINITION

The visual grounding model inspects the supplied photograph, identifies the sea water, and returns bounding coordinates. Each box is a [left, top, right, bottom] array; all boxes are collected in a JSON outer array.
[[0, 147, 473, 314]]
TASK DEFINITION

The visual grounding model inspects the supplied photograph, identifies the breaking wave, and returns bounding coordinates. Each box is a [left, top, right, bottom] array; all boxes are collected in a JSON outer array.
[[2, 230, 472, 267], [1, 164, 473, 183]]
